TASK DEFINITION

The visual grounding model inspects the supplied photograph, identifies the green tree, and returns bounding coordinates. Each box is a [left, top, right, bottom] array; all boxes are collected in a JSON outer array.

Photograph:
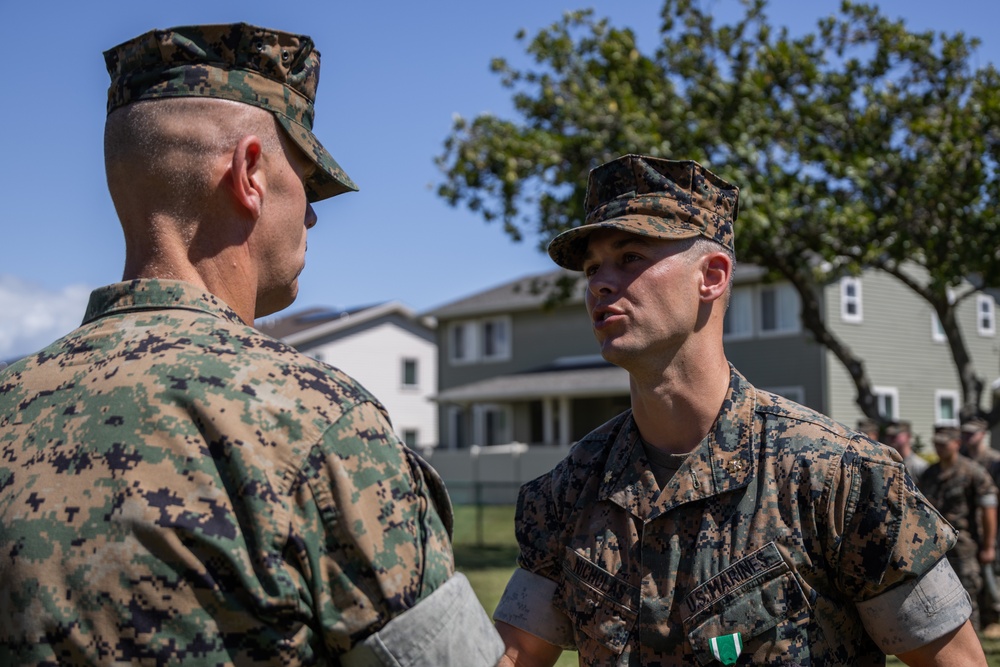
[[437, 0, 1000, 426]]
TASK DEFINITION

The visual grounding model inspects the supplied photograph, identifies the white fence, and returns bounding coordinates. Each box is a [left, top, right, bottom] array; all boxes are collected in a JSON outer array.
[[419, 443, 571, 504]]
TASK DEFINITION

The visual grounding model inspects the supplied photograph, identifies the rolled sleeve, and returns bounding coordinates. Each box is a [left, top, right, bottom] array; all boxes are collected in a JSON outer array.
[[341, 572, 504, 667], [494, 568, 576, 649], [856, 557, 972, 655], [295, 401, 455, 655]]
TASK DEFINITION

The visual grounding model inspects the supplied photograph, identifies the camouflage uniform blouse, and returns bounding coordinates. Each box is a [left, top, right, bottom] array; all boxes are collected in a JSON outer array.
[[508, 368, 959, 666], [0, 280, 453, 665]]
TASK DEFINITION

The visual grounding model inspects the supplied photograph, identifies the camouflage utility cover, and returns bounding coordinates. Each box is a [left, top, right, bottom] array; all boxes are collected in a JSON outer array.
[[548, 154, 739, 270], [0, 279, 453, 665], [512, 368, 957, 665], [104, 23, 357, 202]]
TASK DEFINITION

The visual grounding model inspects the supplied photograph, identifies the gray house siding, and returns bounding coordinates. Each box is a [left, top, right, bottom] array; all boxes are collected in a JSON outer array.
[[436, 304, 594, 392], [825, 267, 1000, 449], [725, 334, 827, 413]]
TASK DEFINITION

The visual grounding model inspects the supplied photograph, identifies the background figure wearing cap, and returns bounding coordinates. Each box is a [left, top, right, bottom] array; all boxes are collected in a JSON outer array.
[[492, 154, 985, 665], [858, 416, 882, 443], [0, 24, 502, 667], [886, 420, 929, 484], [961, 416, 1000, 634], [918, 426, 998, 634]]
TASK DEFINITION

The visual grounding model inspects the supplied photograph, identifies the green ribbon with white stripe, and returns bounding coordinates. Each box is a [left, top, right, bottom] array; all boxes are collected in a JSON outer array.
[[709, 632, 742, 665]]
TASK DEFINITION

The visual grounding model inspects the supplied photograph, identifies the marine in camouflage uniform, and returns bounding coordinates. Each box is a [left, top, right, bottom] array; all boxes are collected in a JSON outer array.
[[0, 23, 502, 667], [885, 420, 928, 484], [962, 416, 1000, 632], [920, 425, 999, 633], [493, 155, 984, 666]]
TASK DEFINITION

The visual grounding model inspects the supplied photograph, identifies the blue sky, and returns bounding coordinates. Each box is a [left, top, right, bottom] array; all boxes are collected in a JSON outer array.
[[3, 1, 1000, 360]]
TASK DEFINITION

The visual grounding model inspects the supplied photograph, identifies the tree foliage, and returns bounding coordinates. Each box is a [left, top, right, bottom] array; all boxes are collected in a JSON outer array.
[[436, 0, 1000, 424]]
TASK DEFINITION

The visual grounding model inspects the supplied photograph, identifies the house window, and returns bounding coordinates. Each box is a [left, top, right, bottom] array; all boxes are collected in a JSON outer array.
[[448, 317, 511, 364], [402, 429, 418, 447], [759, 284, 800, 336], [474, 404, 511, 447], [481, 316, 511, 361], [935, 390, 960, 426], [978, 294, 996, 336], [873, 386, 899, 420], [841, 277, 862, 324], [401, 358, 418, 388], [447, 406, 467, 449], [932, 313, 946, 343], [448, 322, 477, 364], [723, 287, 754, 340]]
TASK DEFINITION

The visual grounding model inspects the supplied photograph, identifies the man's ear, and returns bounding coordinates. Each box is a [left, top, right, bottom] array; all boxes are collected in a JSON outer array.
[[228, 135, 265, 219], [699, 251, 732, 303]]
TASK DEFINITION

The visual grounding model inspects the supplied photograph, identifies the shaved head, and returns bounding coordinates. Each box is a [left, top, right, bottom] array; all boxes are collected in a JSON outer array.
[[104, 98, 283, 224]]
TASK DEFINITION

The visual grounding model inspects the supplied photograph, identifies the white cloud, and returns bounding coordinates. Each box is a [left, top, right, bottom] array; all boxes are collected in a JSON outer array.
[[0, 275, 91, 362]]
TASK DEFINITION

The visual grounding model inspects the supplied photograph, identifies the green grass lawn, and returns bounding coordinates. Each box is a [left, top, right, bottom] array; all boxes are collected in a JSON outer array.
[[451, 504, 1000, 666]]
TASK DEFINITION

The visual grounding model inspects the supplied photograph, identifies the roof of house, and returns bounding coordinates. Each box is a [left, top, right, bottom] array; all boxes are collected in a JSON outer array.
[[427, 262, 770, 321], [426, 269, 583, 320], [257, 301, 434, 345], [434, 355, 630, 402]]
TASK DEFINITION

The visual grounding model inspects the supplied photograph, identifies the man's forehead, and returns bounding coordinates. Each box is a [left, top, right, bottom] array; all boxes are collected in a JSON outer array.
[[583, 229, 666, 259]]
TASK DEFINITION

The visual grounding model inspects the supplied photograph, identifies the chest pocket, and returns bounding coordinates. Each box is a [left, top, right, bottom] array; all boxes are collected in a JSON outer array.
[[681, 542, 808, 666], [556, 547, 639, 657]]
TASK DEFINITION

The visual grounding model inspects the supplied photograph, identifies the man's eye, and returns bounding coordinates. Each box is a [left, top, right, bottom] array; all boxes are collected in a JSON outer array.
[[584, 264, 598, 277]]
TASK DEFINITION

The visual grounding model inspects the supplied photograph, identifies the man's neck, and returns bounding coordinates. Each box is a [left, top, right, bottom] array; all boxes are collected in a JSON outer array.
[[629, 354, 731, 455]]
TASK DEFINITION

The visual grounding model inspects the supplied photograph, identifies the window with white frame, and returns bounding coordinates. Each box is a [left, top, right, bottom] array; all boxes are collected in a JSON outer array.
[[481, 316, 512, 361], [402, 429, 418, 447], [931, 289, 955, 343], [977, 294, 996, 336], [448, 317, 511, 364], [759, 284, 801, 336], [401, 358, 418, 388], [474, 404, 511, 447], [723, 287, 754, 340], [935, 390, 960, 426], [840, 277, 863, 324], [448, 322, 476, 363], [873, 386, 899, 421], [931, 314, 945, 343]]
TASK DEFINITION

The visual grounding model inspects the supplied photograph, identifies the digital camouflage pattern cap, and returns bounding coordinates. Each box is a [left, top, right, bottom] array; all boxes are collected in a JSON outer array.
[[547, 154, 739, 270], [104, 23, 357, 203], [934, 425, 961, 444], [962, 416, 989, 433], [884, 420, 911, 437]]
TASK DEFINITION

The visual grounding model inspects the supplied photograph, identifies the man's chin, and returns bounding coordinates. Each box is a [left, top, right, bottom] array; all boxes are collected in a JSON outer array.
[[255, 283, 298, 320]]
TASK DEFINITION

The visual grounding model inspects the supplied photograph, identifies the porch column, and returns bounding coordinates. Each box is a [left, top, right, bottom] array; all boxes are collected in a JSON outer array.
[[558, 397, 572, 446], [542, 398, 555, 445]]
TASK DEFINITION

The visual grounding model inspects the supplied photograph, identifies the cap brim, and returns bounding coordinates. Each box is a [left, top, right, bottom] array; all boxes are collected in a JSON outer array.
[[547, 215, 703, 271], [276, 116, 358, 202]]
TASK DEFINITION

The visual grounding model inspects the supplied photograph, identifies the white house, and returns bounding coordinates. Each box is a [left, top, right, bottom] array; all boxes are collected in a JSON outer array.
[[257, 302, 439, 449]]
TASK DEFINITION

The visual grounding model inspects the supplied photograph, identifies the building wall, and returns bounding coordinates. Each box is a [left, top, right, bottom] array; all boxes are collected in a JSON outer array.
[[724, 333, 827, 413], [303, 321, 439, 448], [436, 303, 595, 392], [824, 267, 1000, 450]]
